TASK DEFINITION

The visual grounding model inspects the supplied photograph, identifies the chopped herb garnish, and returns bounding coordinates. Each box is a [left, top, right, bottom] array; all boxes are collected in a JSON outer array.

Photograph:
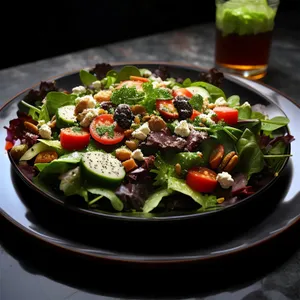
[[96, 125, 115, 138]]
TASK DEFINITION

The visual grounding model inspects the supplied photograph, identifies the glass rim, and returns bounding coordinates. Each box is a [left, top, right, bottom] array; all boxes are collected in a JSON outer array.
[[215, 0, 280, 5]]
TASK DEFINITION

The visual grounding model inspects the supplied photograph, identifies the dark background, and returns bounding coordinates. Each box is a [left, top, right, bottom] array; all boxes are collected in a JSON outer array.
[[1, 0, 299, 70]]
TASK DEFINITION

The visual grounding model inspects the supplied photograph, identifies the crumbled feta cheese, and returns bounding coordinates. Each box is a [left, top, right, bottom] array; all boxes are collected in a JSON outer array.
[[149, 75, 162, 82], [38, 120, 46, 127], [198, 113, 216, 126], [241, 101, 251, 107], [131, 149, 144, 161], [72, 85, 86, 94], [215, 97, 228, 107], [142, 69, 152, 78], [39, 124, 52, 139], [77, 95, 96, 108], [92, 80, 102, 90], [216, 172, 234, 189], [152, 81, 161, 89], [79, 108, 99, 127], [172, 85, 181, 91], [131, 122, 150, 141], [174, 120, 191, 137]]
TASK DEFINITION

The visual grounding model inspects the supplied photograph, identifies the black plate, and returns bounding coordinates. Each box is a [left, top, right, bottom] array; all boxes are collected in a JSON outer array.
[[1, 62, 300, 264], [0, 62, 294, 222]]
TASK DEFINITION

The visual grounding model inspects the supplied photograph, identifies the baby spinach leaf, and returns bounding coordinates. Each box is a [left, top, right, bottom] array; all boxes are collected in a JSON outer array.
[[59, 166, 88, 202], [173, 152, 205, 174], [80, 69, 97, 86], [261, 116, 289, 132], [38, 103, 50, 123], [143, 188, 173, 213], [264, 140, 290, 174], [189, 94, 203, 111], [167, 177, 217, 209], [236, 128, 264, 179], [87, 187, 124, 211], [227, 95, 240, 107], [35, 152, 83, 178], [237, 104, 252, 120], [46, 92, 76, 116], [117, 65, 141, 82]]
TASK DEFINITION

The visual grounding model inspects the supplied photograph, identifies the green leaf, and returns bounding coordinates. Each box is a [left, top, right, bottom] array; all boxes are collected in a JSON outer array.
[[117, 65, 141, 82], [264, 140, 290, 173], [150, 154, 175, 187], [182, 78, 192, 87], [172, 152, 205, 175], [46, 92, 76, 116], [59, 166, 88, 202], [79, 69, 97, 86], [143, 188, 173, 213], [189, 94, 203, 111], [87, 187, 124, 211], [236, 128, 265, 179], [141, 82, 172, 113], [110, 86, 145, 106], [227, 95, 240, 107], [167, 177, 217, 209], [38, 103, 50, 122], [35, 151, 83, 178], [237, 103, 252, 120], [261, 116, 289, 132], [193, 82, 226, 101]]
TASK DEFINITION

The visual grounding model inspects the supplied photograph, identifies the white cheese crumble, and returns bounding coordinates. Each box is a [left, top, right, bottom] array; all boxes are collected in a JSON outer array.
[[174, 120, 191, 137], [72, 85, 86, 94], [79, 108, 99, 127], [241, 101, 251, 108], [39, 124, 52, 139], [216, 172, 234, 189], [215, 97, 228, 106], [92, 80, 102, 90], [76, 95, 96, 108], [132, 122, 150, 141], [131, 149, 144, 161]]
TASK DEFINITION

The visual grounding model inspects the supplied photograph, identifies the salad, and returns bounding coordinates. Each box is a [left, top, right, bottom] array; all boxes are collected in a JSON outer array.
[[4, 63, 294, 214]]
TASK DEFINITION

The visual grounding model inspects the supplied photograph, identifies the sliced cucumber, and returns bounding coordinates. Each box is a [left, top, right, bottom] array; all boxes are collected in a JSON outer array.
[[81, 151, 125, 186], [56, 105, 77, 128], [186, 86, 210, 99]]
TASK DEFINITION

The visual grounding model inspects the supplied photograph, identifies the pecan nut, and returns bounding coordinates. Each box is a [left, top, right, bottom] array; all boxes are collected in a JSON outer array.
[[24, 121, 39, 135], [219, 151, 238, 172], [209, 144, 225, 169]]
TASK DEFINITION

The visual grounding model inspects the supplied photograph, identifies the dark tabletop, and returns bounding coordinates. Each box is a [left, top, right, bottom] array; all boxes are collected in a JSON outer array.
[[1, 12, 300, 300]]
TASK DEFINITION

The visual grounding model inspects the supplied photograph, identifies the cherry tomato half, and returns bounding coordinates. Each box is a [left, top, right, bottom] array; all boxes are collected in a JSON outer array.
[[186, 167, 218, 193], [89, 114, 125, 145], [172, 88, 193, 98], [213, 106, 239, 125], [156, 100, 179, 120], [60, 127, 90, 151], [190, 109, 201, 121]]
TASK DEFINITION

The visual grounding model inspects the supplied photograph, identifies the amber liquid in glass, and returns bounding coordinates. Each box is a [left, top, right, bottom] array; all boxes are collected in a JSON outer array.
[[215, 29, 273, 79]]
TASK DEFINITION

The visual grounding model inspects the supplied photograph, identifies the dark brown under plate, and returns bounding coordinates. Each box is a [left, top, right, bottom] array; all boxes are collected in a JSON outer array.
[[1, 62, 299, 264]]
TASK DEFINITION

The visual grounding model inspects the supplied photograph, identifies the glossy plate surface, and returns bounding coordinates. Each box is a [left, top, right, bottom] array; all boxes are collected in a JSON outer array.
[[0, 62, 300, 263], [0, 62, 294, 222]]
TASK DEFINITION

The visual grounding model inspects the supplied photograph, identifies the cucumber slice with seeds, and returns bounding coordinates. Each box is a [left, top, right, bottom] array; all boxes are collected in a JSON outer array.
[[56, 105, 77, 128], [81, 151, 125, 186]]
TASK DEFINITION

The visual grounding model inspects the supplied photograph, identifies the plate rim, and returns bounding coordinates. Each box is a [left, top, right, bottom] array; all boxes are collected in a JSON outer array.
[[1, 61, 300, 264], [0, 61, 294, 222]]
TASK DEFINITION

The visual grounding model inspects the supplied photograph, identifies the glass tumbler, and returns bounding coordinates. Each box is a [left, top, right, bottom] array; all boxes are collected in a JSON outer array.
[[214, 0, 280, 80]]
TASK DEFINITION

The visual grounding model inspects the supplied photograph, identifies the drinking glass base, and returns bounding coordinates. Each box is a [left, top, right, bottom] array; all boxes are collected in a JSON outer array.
[[215, 62, 268, 80]]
